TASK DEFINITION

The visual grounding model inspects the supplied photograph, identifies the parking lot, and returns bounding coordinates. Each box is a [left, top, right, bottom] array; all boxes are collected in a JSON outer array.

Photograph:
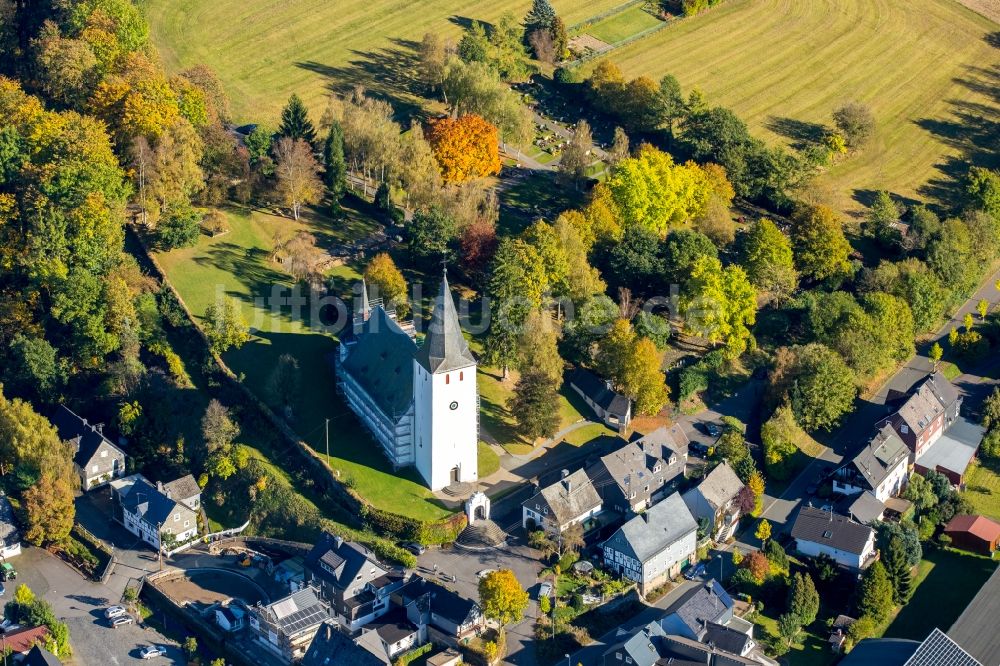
[[10, 546, 182, 665]]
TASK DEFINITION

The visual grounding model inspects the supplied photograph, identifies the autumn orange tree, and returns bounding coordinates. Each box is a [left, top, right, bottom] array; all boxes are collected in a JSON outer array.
[[426, 114, 501, 183]]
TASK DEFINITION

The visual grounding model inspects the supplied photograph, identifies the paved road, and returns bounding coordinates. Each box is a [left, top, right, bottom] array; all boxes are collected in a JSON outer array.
[[12, 545, 182, 665]]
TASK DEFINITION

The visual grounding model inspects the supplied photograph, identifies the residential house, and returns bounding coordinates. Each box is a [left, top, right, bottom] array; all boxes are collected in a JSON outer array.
[[656, 579, 757, 657], [521, 468, 602, 534], [948, 563, 1000, 666], [829, 615, 855, 653], [303, 532, 404, 632], [159, 474, 201, 511], [355, 609, 421, 663], [214, 605, 245, 632], [832, 424, 910, 502], [51, 405, 127, 491], [879, 371, 961, 461], [18, 645, 61, 666], [109, 474, 199, 551], [568, 368, 631, 432], [841, 627, 982, 666], [425, 649, 463, 666], [791, 506, 877, 570], [395, 575, 484, 644], [2, 626, 49, 657], [587, 427, 688, 515], [248, 587, 330, 662], [602, 620, 763, 666], [301, 621, 383, 666], [0, 495, 21, 559], [944, 515, 1000, 555], [914, 415, 984, 487], [602, 492, 697, 595], [682, 462, 745, 542]]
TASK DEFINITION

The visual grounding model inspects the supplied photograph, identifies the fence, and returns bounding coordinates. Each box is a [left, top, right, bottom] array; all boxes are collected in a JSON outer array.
[[567, 0, 647, 31]]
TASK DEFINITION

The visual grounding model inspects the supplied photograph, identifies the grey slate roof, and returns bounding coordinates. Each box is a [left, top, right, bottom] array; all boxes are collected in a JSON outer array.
[[843, 491, 885, 525], [568, 368, 630, 420], [660, 633, 759, 665], [304, 532, 386, 593], [791, 506, 874, 556], [0, 496, 20, 549], [302, 621, 382, 666], [341, 307, 417, 417], [607, 492, 696, 563], [414, 273, 475, 374], [604, 621, 666, 666], [948, 565, 1000, 666], [259, 588, 329, 634], [398, 575, 481, 627], [838, 424, 909, 491], [161, 475, 200, 507], [904, 628, 983, 666], [916, 415, 984, 477], [50, 405, 125, 475], [21, 645, 61, 666], [120, 478, 191, 527], [524, 469, 602, 527], [588, 436, 685, 508], [660, 579, 734, 639], [634, 424, 689, 458], [696, 463, 744, 511], [704, 622, 752, 655]]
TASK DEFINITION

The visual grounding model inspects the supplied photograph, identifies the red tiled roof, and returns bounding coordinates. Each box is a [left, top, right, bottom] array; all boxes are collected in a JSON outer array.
[[1, 625, 49, 653], [946, 514, 1000, 542]]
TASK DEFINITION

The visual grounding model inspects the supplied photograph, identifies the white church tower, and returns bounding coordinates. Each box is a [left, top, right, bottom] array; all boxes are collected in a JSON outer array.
[[413, 271, 478, 491]]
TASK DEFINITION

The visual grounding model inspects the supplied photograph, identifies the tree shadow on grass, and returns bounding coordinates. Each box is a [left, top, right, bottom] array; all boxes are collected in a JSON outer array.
[[295, 38, 426, 123], [765, 116, 828, 150], [915, 63, 1000, 210]]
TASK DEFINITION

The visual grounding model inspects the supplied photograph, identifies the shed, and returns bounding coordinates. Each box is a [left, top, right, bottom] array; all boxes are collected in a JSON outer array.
[[944, 514, 1000, 555]]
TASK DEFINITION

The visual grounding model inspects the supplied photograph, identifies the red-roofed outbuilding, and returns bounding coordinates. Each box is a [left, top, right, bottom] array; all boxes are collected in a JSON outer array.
[[945, 514, 1000, 555]]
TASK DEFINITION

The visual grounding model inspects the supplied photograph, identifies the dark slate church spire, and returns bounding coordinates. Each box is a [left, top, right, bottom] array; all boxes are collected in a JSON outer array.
[[415, 269, 476, 373]]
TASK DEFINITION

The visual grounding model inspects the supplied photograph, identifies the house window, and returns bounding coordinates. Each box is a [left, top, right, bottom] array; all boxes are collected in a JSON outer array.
[[91, 465, 99, 473], [174, 513, 180, 521], [616, 653, 622, 660], [184, 521, 190, 528], [101, 450, 108, 458], [626, 658, 633, 664]]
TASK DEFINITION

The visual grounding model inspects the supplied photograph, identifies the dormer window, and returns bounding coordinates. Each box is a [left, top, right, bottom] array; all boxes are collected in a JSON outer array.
[[901, 424, 909, 434]]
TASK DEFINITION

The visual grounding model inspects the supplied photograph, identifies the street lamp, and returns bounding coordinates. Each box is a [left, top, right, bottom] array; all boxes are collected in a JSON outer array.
[[565, 654, 570, 666], [716, 553, 723, 581]]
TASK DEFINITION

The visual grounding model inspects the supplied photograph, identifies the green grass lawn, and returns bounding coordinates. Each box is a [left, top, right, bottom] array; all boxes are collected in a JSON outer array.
[[754, 614, 837, 666], [478, 441, 501, 477], [146, 0, 626, 121], [884, 547, 998, 640], [962, 459, 1000, 522], [583, 0, 1000, 215], [155, 204, 455, 522], [582, 5, 663, 44]]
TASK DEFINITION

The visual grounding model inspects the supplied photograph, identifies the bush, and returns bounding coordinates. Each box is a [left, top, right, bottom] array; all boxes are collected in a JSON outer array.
[[156, 205, 201, 249], [558, 550, 580, 572], [202, 209, 229, 236], [393, 643, 433, 666]]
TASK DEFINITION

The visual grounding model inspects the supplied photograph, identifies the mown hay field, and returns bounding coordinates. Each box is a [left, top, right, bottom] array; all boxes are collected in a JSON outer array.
[[585, 0, 999, 213], [146, 0, 626, 120]]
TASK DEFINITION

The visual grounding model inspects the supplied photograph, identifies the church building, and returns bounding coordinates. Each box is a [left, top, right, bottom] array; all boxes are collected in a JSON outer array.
[[336, 272, 479, 491]]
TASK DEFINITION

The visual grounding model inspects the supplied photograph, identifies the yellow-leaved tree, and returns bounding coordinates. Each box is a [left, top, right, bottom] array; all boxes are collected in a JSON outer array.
[[426, 113, 501, 183], [364, 253, 409, 317]]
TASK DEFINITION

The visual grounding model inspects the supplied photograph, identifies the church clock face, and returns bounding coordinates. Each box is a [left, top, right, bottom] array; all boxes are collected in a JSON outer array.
[[449, 401, 459, 411]]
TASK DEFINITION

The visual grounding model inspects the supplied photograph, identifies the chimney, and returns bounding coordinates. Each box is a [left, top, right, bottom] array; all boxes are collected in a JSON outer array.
[[561, 470, 571, 494], [94, 422, 104, 435], [156, 481, 164, 493], [334, 535, 344, 549]]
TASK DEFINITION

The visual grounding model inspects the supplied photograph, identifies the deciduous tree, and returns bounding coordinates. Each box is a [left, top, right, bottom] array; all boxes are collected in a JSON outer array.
[[517, 310, 563, 383], [790, 204, 853, 283], [832, 102, 875, 149], [478, 569, 529, 629], [559, 119, 593, 186], [681, 255, 757, 358], [204, 298, 250, 354], [23, 472, 75, 545], [273, 137, 323, 221], [772, 343, 856, 432], [427, 114, 501, 182], [740, 218, 797, 303], [364, 253, 408, 316]]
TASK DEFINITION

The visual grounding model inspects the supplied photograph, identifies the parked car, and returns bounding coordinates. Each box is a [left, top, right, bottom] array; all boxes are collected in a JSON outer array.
[[112, 616, 135, 628], [0, 583, 6, 596], [538, 582, 553, 599], [0, 563, 16, 581], [0, 619, 20, 634], [684, 563, 706, 580], [402, 542, 425, 556], [704, 423, 722, 437], [105, 606, 127, 619], [140, 646, 166, 659], [476, 568, 496, 579]]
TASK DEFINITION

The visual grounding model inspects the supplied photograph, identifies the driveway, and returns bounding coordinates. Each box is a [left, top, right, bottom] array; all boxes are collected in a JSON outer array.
[[10, 546, 181, 665], [417, 543, 543, 666]]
